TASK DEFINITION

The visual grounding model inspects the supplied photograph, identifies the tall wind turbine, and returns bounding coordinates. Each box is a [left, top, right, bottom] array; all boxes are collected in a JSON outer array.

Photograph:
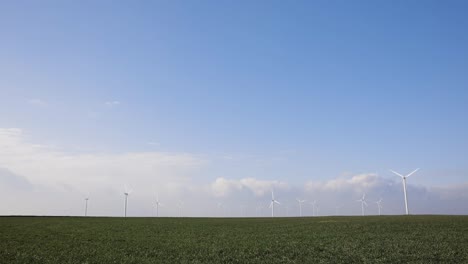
[[296, 198, 306, 217], [155, 194, 163, 217], [84, 197, 89, 217], [310, 200, 318, 217], [357, 193, 368, 216], [376, 198, 383, 216], [269, 190, 280, 217], [390, 168, 419, 215], [124, 185, 132, 217]]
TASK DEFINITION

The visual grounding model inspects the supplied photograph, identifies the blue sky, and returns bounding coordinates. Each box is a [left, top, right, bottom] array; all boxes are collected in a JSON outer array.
[[1, 1, 467, 216]]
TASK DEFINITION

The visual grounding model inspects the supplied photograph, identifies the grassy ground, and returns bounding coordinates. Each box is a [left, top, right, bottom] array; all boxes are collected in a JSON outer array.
[[1, 215, 467, 263]]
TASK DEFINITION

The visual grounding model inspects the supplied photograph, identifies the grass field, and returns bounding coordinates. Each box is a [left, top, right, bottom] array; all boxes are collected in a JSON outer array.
[[1, 216, 467, 263]]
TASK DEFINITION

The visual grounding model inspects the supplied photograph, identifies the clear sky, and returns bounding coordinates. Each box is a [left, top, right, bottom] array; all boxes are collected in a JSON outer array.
[[1, 1, 467, 216]]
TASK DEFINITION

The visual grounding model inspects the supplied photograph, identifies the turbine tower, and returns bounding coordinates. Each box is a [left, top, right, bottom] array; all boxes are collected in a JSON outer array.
[[390, 168, 419, 215], [296, 198, 306, 217], [269, 190, 280, 217], [84, 197, 89, 217], [376, 198, 383, 216], [155, 194, 162, 217], [310, 200, 318, 217], [357, 193, 368, 216], [123, 185, 132, 217], [177, 201, 184, 217]]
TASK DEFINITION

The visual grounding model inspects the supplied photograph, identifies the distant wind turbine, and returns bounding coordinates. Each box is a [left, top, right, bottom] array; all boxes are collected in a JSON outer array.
[[269, 190, 280, 217], [155, 194, 163, 217], [296, 198, 306, 217], [390, 168, 419, 215], [310, 200, 318, 217], [177, 201, 184, 217], [376, 198, 383, 216], [124, 185, 132, 217], [357, 193, 368, 216], [84, 197, 89, 217]]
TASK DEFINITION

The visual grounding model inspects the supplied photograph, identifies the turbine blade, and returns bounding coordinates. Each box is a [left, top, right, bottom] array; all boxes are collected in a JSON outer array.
[[269, 202, 273, 208], [275, 200, 280, 205], [406, 168, 420, 178], [363, 201, 368, 206], [390, 170, 405, 178]]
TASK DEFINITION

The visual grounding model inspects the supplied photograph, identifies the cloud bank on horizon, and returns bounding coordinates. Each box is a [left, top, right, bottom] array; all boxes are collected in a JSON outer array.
[[0, 128, 466, 217]]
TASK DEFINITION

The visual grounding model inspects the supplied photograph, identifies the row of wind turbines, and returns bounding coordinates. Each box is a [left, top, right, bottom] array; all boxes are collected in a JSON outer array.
[[83, 169, 419, 217]]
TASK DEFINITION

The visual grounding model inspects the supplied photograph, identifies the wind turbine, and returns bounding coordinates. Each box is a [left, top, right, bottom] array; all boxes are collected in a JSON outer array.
[[155, 194, 163, 217], [376, 198, 383, 216], [357, 193, 368, 216], [296, 198, 306, 217], [310, 200, 318, 217], [84, 197, 89, 217], [177, 201, 184, 217], [269, 190, 280, 217], [123, 185, 132, 217], [390, 168, 419, 215]]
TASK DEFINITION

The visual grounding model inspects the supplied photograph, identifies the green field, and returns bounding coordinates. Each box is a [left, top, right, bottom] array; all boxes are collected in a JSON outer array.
[[1, 216, 467, 263]]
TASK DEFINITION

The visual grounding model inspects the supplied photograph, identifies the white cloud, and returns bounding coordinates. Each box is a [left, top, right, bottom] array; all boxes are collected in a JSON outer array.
[[211, 177, 289, 197], [105, 100, 120, 107], [211, 178, 243, 197], [305, 173, 390, 194]]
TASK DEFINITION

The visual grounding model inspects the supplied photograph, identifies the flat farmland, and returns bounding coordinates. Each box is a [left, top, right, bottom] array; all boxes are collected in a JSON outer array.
[[1, 216, 467, 263]]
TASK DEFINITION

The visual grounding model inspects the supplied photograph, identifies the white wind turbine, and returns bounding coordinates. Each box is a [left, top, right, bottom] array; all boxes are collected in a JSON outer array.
[[269, 190, 280, 217], [357, 193, 368, 216], [155, 194, 163, 217], [123, 185, 132, 217], [296, 198, 306, 217], [84, 196, 89, 217], [376, 198, 383, 216], [310, 200, 318, 217], [390, 168, 419, 215], [177, 201, 184, 217]]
